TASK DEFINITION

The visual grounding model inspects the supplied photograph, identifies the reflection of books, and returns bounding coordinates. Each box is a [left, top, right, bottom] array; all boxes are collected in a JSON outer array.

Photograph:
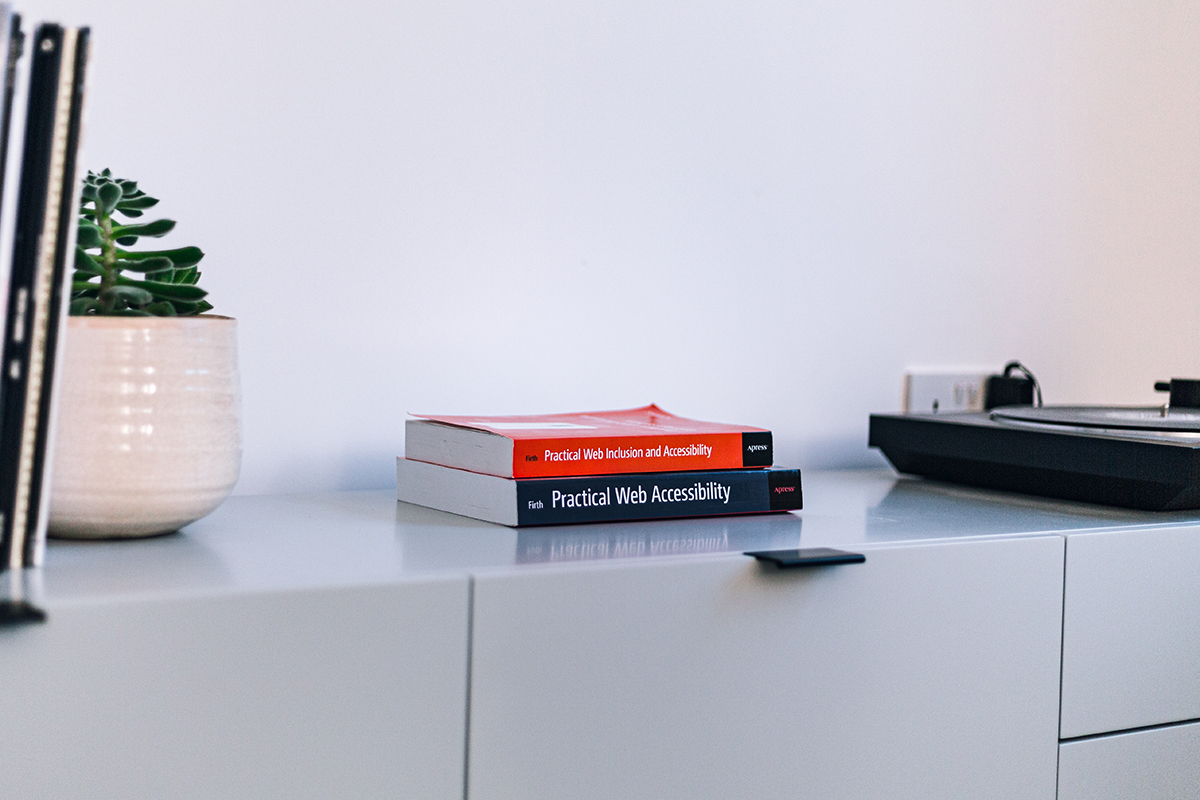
[[406, 405, 772, 479], [516, 527, 731, 563], [397, 458, 801, 527]]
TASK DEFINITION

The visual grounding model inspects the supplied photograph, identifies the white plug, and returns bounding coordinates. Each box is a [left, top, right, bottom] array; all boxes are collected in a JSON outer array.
[[902, 369, 990, 414]]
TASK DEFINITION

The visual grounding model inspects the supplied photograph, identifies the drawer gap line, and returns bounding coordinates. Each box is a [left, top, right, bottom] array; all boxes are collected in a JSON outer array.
[[1060, 716, 1200, 744]]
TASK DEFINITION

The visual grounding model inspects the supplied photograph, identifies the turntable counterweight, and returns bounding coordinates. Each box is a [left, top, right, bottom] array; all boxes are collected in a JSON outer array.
[[1154, 378, 1200, 410]]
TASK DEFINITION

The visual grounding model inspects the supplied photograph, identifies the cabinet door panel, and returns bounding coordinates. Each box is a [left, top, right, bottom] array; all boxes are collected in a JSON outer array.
[[469, 537, 1063, 800], [1059, 720, 1200, 800], [1061, 525, 1200, 738], [0, 578, 469, 799]]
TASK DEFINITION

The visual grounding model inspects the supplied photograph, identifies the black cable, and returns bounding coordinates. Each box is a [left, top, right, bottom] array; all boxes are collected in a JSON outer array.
[[1003, 361, 1042, 407]]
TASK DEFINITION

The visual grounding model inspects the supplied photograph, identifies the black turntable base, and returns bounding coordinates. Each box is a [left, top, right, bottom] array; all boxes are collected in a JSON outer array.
[[869, 401, 1200, 511]]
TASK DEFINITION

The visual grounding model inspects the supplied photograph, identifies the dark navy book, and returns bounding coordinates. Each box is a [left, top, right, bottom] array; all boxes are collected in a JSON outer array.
[[397, 458, 801, 527]]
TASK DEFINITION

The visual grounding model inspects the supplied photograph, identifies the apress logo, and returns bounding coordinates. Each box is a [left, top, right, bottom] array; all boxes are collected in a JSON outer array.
[[773, 486, 795, 494], [747, 444, 768, 452]]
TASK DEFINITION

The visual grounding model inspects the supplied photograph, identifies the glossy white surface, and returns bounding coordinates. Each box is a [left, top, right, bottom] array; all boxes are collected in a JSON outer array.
[[1061, 525, 1200, 737], [29, 469, 1200, 606], [49, 316, 242, 538], [469, 535, 1065, 800], [1058, 721, 1200, 800]]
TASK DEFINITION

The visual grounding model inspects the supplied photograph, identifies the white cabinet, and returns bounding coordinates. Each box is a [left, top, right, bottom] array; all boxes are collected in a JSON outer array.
[[1060, 524, 1200, 738], [4, 481, 1197, 798], [1058, 720, 1200, 800], [468, 536, 1065, 800], [0, 578, 469, 800]]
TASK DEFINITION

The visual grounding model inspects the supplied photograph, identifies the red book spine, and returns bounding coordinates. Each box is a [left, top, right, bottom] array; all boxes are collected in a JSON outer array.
[[511, 432, 754, 478]]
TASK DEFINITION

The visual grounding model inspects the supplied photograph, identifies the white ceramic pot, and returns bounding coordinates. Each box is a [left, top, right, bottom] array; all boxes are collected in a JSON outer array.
[[48, 315, 241, 538]]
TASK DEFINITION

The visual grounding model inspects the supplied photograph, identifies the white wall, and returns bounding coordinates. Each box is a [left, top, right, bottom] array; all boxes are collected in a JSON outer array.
[[18, 0, 1200, 494]]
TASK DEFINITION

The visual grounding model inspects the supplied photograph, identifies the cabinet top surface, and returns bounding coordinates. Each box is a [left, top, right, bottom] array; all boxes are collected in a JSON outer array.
[[33, 470, 1200, 606]]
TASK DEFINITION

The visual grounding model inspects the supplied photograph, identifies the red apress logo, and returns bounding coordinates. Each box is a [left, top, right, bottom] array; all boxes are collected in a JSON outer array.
[[773, 486, 795, 494]]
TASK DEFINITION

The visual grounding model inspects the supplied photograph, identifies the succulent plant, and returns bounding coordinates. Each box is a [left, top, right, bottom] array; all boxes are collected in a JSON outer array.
[[71, 170, 211, 316]]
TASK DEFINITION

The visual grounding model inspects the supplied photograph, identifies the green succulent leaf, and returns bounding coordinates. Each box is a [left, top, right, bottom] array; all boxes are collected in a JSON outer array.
[[116, 195, 158, 210], [81, 184, 98, 201], [76, 247, 101, 269], [168, 300, 203, 314], [101, 285, 155, 307], [96, 182, 121, 215], [77, 221, 103, 249], [116, 246, 203, 268], [113, 256, 172, 273], [75, 255, 102, 280], [168, 299, 214, 315], [70, 298, 101, 314], [118, 180, 138, 195], [145, 301, 177, 316], [115, 275, 208, 301], [112, 218, 175, 239], [117, 208, 144, 218], [71, 280, 100, 295]]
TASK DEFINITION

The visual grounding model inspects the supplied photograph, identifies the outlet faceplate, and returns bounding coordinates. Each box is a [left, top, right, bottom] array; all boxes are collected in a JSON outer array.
[[902, 370, 989, 414]]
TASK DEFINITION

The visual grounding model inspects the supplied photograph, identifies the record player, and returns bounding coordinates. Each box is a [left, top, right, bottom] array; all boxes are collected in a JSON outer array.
[[869, 376, 1200, 511]]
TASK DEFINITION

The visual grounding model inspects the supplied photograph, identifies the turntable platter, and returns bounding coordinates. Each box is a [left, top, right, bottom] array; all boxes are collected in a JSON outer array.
[[991, 405, 1200, 433]]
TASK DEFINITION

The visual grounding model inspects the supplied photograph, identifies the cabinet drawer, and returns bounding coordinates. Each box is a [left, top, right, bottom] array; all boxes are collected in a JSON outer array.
[[469, 536, 1064, 800], [1061, 525, 1200, 738], [0, 579, 470, 799], [1059, 720, 1200, 800]]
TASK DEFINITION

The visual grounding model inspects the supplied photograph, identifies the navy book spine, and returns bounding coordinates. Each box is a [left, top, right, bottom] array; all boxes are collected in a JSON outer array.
[[514, 468, 801, 526]]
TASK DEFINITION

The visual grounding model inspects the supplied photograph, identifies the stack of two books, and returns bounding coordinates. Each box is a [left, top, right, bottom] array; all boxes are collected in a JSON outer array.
[[397, 405, 802, 526]]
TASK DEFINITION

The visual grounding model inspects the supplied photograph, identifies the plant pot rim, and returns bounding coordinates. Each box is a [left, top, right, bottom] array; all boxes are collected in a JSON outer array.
[[67, 314, 236, 328]]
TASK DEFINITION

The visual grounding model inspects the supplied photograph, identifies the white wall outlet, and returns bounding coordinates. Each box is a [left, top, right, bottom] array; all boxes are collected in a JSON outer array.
[[902, 369, 990, 414]]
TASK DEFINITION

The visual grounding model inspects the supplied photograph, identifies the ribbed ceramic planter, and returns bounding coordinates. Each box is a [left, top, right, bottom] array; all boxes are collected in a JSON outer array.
[[48, 316, 241, 538]]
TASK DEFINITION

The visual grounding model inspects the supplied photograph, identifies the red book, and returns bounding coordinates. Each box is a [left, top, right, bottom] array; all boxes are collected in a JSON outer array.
[[405, 405, 773, 478]]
